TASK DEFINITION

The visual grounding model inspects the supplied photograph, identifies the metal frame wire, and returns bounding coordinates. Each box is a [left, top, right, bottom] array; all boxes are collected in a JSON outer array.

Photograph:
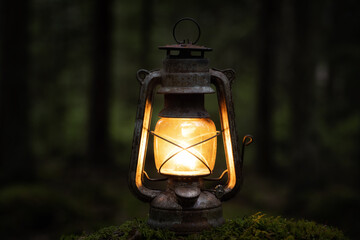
[[151, 130, 221, 175]]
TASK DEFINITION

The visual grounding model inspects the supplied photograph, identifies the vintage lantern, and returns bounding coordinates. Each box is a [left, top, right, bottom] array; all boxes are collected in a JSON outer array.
[[129, 18, 253, 233]]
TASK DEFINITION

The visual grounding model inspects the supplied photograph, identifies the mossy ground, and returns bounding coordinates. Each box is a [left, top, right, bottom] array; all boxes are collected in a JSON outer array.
[[61, 213, 348, 240]]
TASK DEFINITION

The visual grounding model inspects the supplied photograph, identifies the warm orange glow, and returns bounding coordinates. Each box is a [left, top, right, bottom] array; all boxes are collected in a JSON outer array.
[[153, 117, 217, 176], [219, 101, 236, 190], [135, 99, 152, 189]]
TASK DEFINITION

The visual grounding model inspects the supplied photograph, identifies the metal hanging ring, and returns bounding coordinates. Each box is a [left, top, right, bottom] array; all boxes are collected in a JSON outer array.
[[173, 17, 201, 44]]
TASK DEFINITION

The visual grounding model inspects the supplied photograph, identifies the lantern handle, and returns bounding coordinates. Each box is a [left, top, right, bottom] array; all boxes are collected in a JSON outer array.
[[173, 17, 201, 44]]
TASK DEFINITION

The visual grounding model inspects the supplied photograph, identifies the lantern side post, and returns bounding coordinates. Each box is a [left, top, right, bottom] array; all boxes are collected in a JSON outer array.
[[128, 70, 161, 202], [210, 69, 243, 201]]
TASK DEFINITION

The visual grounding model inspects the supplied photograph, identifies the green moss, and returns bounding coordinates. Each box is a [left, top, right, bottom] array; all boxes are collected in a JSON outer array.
[[62, 213, 348, 240]]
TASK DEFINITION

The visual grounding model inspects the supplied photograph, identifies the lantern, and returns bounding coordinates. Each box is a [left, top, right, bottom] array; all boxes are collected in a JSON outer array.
[[128, 18, 253, 234]]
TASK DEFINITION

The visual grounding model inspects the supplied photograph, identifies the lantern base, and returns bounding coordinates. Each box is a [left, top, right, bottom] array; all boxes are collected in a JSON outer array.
[[148, 188, 224, 234]]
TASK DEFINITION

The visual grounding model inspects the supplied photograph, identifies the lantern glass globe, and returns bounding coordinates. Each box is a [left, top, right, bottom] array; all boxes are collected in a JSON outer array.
[[153, 117, 217, 176]]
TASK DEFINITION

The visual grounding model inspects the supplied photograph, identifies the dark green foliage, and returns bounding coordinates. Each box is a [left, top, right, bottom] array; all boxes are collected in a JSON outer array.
[[0, 184, 88, 238], [64, 213, 347, 240]]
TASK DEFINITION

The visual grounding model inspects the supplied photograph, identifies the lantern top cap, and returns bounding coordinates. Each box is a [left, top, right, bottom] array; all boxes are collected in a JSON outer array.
[[158, 44, 212, 52], [159, 18, 212, 58]]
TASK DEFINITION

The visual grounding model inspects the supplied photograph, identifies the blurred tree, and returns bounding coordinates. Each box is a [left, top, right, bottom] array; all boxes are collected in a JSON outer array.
[[256, 0, 281, 175], [140, 0, 153, 68], [88, 0, 113, 166], [286, 0, 318, 214], [0, 0, 34, 184]]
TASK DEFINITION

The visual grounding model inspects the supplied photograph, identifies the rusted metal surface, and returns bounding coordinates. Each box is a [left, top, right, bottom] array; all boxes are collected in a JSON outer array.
[[128, 69, 162, 202], [159, 44, 212, 52], [128, 66, 253, 232], [129, 19, 253, 233], [159, 94, 210, 118], [158, 58, 214, 94], [148, 177, 224, 233], [210, 68, 252, 201], [210, 68, 241, 201], [158, 26, 214, 94], [148, 205, 224, 234], [158, 18, 211, 59], [174, 186, 201, 206]]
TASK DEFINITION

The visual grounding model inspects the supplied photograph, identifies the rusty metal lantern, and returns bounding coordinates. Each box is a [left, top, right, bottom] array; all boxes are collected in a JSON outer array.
[[129, 18, 253, 234]]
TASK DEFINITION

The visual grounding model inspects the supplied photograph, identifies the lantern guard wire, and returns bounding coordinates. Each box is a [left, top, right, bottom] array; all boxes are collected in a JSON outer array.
[[203, 169, 228, 181], [150, 130, 221, 175], [143, 170, 168, 182]]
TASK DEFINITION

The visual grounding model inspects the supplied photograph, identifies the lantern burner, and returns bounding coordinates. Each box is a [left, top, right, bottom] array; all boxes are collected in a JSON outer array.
[[148, 177, 224, 234]]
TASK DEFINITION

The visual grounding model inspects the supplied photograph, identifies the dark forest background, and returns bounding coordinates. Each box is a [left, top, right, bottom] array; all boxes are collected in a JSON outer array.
[[0, 0, 359, 239]]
